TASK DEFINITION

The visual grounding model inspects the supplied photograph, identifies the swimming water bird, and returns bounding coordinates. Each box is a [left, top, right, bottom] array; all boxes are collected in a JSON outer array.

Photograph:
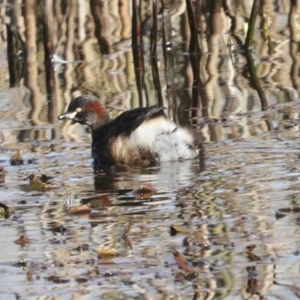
[[58, 94, 202, 169]]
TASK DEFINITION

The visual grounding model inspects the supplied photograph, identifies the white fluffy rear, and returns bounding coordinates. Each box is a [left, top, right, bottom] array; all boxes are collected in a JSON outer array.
[[110, 117, 199, 165], [108, 117, 197, 163], [132, 117, 197, 161]]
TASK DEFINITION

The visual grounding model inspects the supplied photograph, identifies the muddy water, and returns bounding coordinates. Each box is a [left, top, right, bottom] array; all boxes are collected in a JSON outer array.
[[1, 1, 300, 299], [1, 129, 300, 299]]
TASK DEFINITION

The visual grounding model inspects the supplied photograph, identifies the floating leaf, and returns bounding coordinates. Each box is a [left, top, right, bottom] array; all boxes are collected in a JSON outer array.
[[97, 247, 117, 258], [82, 244, 89, 251], [21, 174, 47, 192], [75, 277, 88, 283], [132, 184, 157, 199], [173, 251, 193, 273], [0, 202, 13, 218], [27, 271, 33, 282], [170, 225, 190, 236], [15, 235, 30, 245], [10, 151, 23, 166], [67, 203, 91, 216], [46, 275, 70, 284]]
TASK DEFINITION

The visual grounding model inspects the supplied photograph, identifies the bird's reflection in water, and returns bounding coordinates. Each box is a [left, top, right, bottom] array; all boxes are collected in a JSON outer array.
[[82, 160, 203, 214], [79, 153, 205, 212], [93, 155, 205, 194]]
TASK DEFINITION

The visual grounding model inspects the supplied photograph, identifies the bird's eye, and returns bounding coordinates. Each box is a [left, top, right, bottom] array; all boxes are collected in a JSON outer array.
[[75, 107, 83, 118]]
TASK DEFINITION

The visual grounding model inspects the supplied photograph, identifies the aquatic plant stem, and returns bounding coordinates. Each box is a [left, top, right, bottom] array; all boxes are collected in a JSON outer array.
[[150, 0, 163, 106], [245, 0, 259, 49], [244, 0, 268, 111]]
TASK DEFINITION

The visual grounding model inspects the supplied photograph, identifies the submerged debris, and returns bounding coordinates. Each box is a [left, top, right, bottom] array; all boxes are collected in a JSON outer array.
[[21, 174, 47, 192], [40, 174, 53, 183], [131, 184, 157, 199], [10, 151, 23, 166], [70, 244, 89, 255], [173, 250, 195, 274], [276, 206, 300, 219], [27, 271, 33, 282], [67, 203, 91, 216], [0, 201, 13, 218], [51, 224, 68, 235], [122, 221, 133, 250], [97, 247, 117, 258], [15, 235, 31, 246], [170, 225, 190, 236], [0, 167, 5, 183], [46, 275, 70, 284]]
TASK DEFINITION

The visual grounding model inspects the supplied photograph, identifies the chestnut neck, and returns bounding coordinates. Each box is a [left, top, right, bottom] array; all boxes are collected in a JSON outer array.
[[86, 101, 110, 131]]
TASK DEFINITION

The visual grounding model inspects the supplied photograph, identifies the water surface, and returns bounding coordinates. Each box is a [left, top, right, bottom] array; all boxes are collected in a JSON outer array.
[[1, 1, 300, 299]]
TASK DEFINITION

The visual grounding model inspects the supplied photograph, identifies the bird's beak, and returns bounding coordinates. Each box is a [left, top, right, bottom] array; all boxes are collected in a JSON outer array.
[[57, 111, 77, 120]]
